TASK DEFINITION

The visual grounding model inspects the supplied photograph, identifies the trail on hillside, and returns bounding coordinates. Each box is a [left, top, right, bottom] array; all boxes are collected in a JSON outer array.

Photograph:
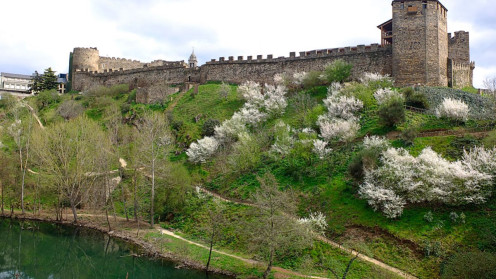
[[195, 187, 418, 279], [75, 212, 328, 279], [25, 103, 44, 130]]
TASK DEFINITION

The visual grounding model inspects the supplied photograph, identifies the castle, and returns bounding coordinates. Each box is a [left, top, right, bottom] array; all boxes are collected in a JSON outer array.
[[70, 0, 474, 95]]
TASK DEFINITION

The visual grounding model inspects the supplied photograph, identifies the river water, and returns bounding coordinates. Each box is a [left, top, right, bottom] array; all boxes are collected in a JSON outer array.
[[0, 218, 230, 279]]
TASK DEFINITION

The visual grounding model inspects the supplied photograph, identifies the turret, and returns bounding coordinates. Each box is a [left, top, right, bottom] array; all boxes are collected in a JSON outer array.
[[391, 0, 449, 87]]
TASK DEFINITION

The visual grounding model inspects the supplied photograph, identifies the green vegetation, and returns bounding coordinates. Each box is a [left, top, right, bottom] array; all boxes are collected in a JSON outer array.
[[1, 76, 496, 279]]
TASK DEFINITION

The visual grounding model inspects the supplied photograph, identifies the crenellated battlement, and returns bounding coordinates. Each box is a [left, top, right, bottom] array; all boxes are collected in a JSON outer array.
[[205, 44, 388, 65], [74, 61, 188, 77]]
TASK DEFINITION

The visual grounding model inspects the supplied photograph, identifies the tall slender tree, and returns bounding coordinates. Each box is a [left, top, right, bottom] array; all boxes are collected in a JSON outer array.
[[136, 112, 172, 227]]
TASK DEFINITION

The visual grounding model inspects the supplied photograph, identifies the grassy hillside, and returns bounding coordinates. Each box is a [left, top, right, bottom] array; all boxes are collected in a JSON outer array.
[[1, 79, 496, 279]]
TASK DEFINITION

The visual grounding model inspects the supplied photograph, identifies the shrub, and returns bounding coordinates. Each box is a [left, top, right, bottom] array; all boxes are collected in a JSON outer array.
[[201, 119, 221, 137], [302, 71, 325, 89], [218, 82, 231, 99], [424, 211, 434, 223], [87, 84, 129, 98], [359, 146, 495, 218], [57, 100, 84, 120], [419, 87, 493, 120], [374, 88, 404, 105], [186, 136, 219, 163], [36, 90, 60, 110], [401, 125, 419, 146], [127, 89, 137, 103], [324, 59, 352, 83], [435, 98, 469, 122], [377, 96, 406, 127], [402, 87, 429, 109], [360, 72, 393, 89]]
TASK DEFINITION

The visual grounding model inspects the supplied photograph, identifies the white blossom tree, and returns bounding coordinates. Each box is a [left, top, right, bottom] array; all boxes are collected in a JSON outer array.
[[186, 137, 220, 164], [374, 88, 404, 105], [435, 98, 469, 121]]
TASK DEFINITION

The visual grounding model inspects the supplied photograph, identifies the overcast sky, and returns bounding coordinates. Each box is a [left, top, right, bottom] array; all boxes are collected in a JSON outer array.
[[0, 0, 494, 87]]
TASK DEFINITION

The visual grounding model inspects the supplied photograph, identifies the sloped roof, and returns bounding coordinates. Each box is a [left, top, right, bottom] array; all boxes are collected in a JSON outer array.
[[1, 72, 34, 80]]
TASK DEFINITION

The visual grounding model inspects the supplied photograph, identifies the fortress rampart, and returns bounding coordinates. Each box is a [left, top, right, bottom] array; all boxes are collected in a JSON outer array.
[[71, 0, 475, 96]]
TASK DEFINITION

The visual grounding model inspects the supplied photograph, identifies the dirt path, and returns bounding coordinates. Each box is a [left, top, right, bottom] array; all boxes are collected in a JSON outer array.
[[196, 186, 418, 279], [25, 103, 44, 130], [74, 212, 328, 279]]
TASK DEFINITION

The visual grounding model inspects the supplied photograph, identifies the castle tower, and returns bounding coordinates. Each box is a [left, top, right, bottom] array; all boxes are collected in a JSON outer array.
[[69, 47, 100, 82], [188, 49, 198, 68], [392, 0, 449, 87]]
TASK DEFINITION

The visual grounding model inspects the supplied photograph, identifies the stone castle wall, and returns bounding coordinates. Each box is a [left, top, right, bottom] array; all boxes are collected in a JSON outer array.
[[448, 60, 474, 89], [449, 31, 470, 64], [99, 57, 145, 71], [392, 1, 449, 87], [201, 45, 392, 84], [73, 44, 392, 92]]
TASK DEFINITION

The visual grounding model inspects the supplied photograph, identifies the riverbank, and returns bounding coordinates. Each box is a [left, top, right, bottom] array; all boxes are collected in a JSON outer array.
[[0, 211, 248, 278]]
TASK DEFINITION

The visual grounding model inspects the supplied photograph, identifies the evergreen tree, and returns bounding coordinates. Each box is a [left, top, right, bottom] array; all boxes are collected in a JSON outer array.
[[30, 71, 43, 93], [41, 67, 58, 91]]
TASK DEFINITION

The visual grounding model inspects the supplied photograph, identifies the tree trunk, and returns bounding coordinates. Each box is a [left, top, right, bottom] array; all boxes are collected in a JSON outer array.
[[1, 180, 4, 215], [70, 200, 78, 223], [150, 159, 155, 228], [263, 249, 274, 279], [133, 169, 138, 222], [19, 148, 25, 214], [121, 169, 129, 222], [206, 229, 215, 272]]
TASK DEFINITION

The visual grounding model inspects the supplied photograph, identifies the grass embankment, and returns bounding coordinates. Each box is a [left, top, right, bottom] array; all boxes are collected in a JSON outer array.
[[164, 83, 496, 279]]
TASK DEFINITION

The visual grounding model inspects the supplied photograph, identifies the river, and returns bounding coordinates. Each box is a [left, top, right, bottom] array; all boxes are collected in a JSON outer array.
[[0, 218, 230, 279]]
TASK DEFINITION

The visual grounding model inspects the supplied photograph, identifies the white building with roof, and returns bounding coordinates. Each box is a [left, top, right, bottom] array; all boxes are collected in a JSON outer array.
[[0, 72, 33, 93]]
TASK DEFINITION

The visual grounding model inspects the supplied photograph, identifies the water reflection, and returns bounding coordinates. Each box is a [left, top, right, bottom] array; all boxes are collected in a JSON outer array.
[[0, 218, 229, 279]]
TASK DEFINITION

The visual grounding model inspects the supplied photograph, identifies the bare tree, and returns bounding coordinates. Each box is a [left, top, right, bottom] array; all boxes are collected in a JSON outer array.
[[6, 100, 33, 214], [57, 100, 84, 121], [203, 201, 226, 273], [245, 172, 312, 279], [136, 112, 173, 227], [32, 116, 110, 223], [483, 76, 496, 97]]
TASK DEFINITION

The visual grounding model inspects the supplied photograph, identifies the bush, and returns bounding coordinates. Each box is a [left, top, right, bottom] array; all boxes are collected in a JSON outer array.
[[442, 251, 496, 279], [57, 100, 84, 120], [435, 98, 469, 122], [201, 119, 221, 137], [36, 90, 60, 110], [218, 82, 231, 99], [87, 84, 130, 98], [302, 71, 324, 89], [377, 96, 405, 127], [127, 89, 137, 103], [419, 87, 494, 120], [402, 87, 429, 109], [401, 125, 419, 146], [324, 59, 352, 83]]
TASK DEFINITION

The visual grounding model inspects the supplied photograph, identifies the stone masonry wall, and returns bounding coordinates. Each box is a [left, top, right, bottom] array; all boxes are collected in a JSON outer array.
[[73, 44, 392, 92], [99, 57, 145, 72], [449, 31, 470, 64], [392, 1, 448, 87], [201, 45, 392, 84], [73, 63, 191, 91], [448, 60, 474, 89]]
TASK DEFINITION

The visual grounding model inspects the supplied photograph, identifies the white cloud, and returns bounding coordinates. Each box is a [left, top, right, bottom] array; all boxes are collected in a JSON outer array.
[[0, 0, 494, 88]]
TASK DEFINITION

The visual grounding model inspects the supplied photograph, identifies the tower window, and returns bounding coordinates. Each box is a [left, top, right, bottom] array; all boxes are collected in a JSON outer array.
[[422, 1, 427, 9]]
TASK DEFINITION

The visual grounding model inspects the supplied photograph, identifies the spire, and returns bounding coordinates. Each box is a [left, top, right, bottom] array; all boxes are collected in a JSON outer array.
[[189, 48, 198, 68]]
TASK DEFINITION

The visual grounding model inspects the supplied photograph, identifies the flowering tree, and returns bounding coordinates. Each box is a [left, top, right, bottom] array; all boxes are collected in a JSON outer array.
[[435, 98, 469, 121], [319, 118, 360, 142], [313, 139, 332, 159], [186, 136, 220, 163], [359, 145, 495, 218], [317, 83, 363, 143], [187, 81, 288, 163], [374, 88, 404, 105]]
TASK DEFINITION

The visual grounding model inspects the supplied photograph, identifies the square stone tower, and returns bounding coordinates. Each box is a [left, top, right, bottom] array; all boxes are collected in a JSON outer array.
[[392, 0, 449, 87]]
